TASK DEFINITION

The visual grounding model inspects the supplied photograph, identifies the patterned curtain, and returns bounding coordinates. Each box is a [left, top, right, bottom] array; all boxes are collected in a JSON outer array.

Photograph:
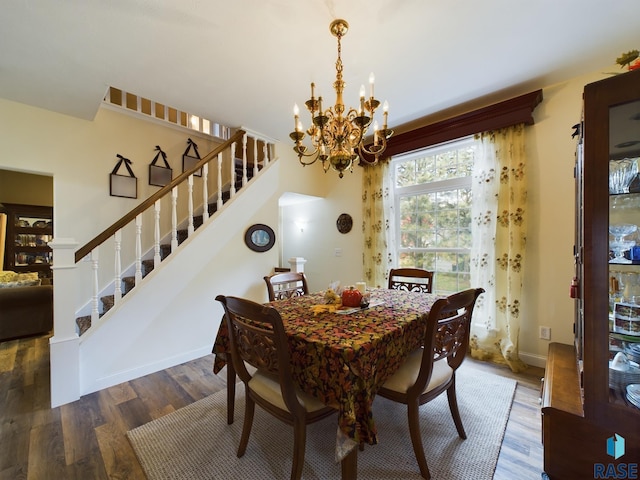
[[470, 124, 528, 372], [362, 160, 396, 288]]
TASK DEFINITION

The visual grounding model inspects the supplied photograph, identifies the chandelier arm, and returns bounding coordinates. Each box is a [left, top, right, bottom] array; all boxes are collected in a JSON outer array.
[[359, 136, 387, 153], [347, 118, 367, 148], [315, 108, 337, 145], [295, 146, 323, 164], [357, 146, 380, 166]]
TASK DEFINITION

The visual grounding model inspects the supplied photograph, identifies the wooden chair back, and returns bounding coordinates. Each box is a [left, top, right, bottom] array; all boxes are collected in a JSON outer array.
[[215, 295, 302, 415], [264, 272, 309, 302], [412, 287, 484, 395], [388, 267, 434, 293]]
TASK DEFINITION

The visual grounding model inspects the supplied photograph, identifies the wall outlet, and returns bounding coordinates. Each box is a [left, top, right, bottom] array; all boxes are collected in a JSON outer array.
[[334, 248, 342, 257], [539, 326, 551, 340]]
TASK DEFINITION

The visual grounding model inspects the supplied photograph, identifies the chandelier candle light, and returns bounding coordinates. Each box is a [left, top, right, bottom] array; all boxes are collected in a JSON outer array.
[[290, 19, 393, 178]]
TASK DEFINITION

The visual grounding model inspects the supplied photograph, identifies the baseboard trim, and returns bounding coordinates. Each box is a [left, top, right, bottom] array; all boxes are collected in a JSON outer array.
[[520, 350, 547, 369], [80, 345, 212, 397]]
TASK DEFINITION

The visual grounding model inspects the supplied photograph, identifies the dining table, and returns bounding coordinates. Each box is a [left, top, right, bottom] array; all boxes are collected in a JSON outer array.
[[212, 287, 440, 479]]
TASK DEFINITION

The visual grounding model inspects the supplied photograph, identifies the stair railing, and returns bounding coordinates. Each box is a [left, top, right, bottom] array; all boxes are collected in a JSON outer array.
[[74, 129, 275, 329]]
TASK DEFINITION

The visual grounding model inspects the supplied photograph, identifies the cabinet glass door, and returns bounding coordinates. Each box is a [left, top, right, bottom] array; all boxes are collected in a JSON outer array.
[[608, 99, 640, 409]]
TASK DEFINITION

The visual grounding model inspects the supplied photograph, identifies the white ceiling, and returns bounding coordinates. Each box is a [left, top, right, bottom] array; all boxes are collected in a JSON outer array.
[[2, 0, 640, 144]]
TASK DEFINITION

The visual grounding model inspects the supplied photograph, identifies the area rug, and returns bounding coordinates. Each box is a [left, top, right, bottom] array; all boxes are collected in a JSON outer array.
[[127, 365, 516, 479]]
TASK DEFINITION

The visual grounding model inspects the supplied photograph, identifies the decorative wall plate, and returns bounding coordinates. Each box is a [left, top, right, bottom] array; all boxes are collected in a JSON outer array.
[[336, 213, 353, 234], [245, 224, 275, 252]]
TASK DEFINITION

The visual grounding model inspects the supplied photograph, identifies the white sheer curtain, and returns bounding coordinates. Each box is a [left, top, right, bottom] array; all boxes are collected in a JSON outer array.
[[470, 124, 528, 372], [362, 160, 396, 288]]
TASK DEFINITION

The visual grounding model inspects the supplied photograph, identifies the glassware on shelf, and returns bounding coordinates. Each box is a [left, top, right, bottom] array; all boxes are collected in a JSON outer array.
[[610, 271, 626, 319], [610, 159, 639, 194], [611, 192, 640, 209], [623, 272, 640, 304], [611, 240, 636, 263], [609, 224, 638, 242], [609, 224, 638, 264]]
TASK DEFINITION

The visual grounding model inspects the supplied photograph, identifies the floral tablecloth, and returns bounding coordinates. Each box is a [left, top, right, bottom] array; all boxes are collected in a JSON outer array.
[[212, 288, 439, 459]]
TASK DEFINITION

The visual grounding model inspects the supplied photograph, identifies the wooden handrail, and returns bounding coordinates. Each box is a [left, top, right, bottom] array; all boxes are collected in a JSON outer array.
[[75, 129, 246, 263]]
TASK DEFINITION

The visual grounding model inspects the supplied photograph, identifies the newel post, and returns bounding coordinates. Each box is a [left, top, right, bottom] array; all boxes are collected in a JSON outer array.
[[48, 237, 81, 407], [288, 257, 307, 273]]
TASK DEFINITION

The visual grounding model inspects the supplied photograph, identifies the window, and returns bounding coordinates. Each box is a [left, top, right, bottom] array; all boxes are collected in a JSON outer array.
[[392, 137, 476, 294]]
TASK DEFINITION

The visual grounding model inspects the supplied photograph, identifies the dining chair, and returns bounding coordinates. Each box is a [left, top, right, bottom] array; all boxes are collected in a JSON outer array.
[[215, 295, 336, 480], [376, 287, 485, 480], [264, 271, 309, 301], [388, 267, 434, 293], [224, 270, 308, 426]]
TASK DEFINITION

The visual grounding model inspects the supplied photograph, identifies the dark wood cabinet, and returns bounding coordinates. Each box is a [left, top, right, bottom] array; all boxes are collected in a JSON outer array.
[[542, 70, 640, 478], [2, 203, 53, 279]]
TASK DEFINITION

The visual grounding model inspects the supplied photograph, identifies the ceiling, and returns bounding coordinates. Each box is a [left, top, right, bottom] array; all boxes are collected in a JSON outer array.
[[2, 0, 640, 144]]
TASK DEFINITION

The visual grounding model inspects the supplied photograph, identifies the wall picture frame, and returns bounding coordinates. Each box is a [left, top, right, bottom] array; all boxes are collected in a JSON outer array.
[[149, 145, 172, 187], [110, 154, 137, 199], [182, 138, 202, 177]]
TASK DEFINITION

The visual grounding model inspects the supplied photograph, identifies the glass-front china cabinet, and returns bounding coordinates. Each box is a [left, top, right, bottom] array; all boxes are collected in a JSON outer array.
[[1, 203, 53, 280], [542, 69, 640, 478]]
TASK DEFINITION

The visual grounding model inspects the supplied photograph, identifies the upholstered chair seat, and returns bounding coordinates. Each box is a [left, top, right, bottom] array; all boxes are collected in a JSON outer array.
[[381, 349, 453, 395], [249, 371, 330, 413]]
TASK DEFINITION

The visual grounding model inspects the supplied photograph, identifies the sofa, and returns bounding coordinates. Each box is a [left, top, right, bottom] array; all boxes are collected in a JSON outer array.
[[0, 271, 53, 341]]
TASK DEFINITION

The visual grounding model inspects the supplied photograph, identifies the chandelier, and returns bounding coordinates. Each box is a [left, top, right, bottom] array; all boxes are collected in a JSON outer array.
[[289, 19, 393, 178]]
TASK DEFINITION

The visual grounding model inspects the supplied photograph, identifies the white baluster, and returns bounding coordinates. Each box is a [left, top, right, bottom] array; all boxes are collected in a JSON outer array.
[[91, 248, 99, 324], [188, 175, 194, 236], [202, 163, 209, 222], [154, 200, 161, 268], [253, 136, 259, 178], [114, 230, 122, 303], [217, 153, 223, 210], [242, 133, 248, 186], [263, 141, 270, 166], [171, 187, 178, 251], [135, 214, 143, 284], [230, 142, 237, 196]]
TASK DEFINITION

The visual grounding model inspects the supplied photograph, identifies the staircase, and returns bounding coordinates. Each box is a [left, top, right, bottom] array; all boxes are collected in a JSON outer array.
[[73, 131, 270, 336]]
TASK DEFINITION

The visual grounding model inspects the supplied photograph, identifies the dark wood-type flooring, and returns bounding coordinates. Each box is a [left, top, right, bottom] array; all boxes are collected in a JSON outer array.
[[0, 334, 545, 479]]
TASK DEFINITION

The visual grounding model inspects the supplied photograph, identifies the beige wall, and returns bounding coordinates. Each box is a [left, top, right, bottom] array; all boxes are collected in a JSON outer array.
[[0, 170, 53, 207], [0, 102, 221, 243], [280, 168, 365, 293]]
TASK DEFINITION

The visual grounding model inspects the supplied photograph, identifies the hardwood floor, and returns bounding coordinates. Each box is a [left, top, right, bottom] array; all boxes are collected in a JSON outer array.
[[0, 334, 545, 479]]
